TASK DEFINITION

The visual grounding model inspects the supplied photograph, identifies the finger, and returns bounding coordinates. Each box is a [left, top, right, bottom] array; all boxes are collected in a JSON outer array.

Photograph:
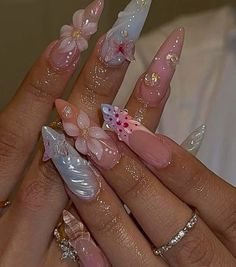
[[102, 106, 236, 256], [68, 0, 152, 124], [0, 0, 104, 200], [41, 127, 167, 267], [125, 27, 184, 131], [97, 142, 236, 267]]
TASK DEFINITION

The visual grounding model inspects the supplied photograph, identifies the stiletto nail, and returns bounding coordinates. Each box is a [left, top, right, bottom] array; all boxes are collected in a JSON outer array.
[[181, 125, 206, 156], [63, 210, 110, 267], [136, 27, 185, 107], [55, 99, 121, 170], [49, 0, 104, 70], [101, 104, 171, 168], [41, 126, 101, 200], [100, 0, 152, 66]]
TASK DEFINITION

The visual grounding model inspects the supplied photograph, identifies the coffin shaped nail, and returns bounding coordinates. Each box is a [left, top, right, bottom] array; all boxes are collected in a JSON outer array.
[[63, 210, 110, 267], [101, 104, 171, 169], [136, 27, 185, 107], [42, 126, 101, 200], [49, 0, 104, 70], [100, 0, 152, 66], [55, 99, 121, 170], [181, 125, 206, 156]]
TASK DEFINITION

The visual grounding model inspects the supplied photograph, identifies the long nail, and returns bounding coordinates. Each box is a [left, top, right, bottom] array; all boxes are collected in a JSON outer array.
[[49, 0, 104, 70], [63, 210, 110, 267], [100, 0, 152, 66], [41, 126, 101, 200], [55, 99, 121, 170], [136, 27, 185, 107], [101, 104, 171, 168], [181, 125, 206, 156]]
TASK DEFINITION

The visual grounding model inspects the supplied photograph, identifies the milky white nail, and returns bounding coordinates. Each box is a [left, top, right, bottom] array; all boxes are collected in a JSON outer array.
[[181, 125, 206, 156], [42, 126, 101, 200], [100, 0, 152, 66], [49, 0, 104, 70]]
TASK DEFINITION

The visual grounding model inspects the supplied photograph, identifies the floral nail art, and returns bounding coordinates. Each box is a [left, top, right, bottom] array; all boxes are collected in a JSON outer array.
[[55, 99, 121, 170], [100, 0, 152, 65]]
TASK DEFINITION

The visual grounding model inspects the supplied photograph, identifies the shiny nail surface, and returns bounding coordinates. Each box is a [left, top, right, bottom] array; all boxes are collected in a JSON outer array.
[[55, 99, 121, 170], [49, 0, 104, 70], [181, 125, 206, 156], [101, 104, 171, 168], [100, 0, 152, 66], [42, 126, 101, 200], [63, 210, 110, 267], [136, 27, 185, 107]]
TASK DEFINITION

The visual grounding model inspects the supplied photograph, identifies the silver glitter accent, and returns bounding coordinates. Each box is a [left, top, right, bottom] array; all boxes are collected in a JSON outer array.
[[121, 30, 128, 37], [153, 212, 198, 257], [144, 72, 160, 87], [166, 53, 179, 67], [62, 106, 73, 118]]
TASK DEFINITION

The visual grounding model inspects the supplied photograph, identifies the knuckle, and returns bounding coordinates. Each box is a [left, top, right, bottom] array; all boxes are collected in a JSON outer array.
[[176, 228, 214, 266], [18, 161, 63, 211]]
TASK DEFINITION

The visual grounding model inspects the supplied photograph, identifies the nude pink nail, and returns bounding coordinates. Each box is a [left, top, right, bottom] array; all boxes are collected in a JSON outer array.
[[136, 27, 185, 107], [102, 104, 171, 169], [55, 99, 121, 170], [63, 210, 110, 267], [49, 0, 104, 70]]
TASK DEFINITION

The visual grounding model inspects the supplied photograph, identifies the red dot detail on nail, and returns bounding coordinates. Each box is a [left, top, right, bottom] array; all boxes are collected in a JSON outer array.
[[123, 123, 129, 128]]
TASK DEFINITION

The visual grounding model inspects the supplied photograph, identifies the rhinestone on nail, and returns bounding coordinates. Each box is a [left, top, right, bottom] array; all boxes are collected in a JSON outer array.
[[166, 53, 179, 67], [62, 106, 73, 118], [144, 72, 160, 87], [121, 30, 128, 38]]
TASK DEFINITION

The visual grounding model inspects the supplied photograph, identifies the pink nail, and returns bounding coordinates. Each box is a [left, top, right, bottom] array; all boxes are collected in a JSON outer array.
[[63, 210, 110, 267], [48, 0, 104, 70], [55, 99, 121, 170], [102, 105, 171, 169], [136, 27, 185, 107]]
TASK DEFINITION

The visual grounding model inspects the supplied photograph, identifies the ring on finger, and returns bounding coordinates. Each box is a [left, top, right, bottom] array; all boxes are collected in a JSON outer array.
[[153, 212, 198, 257]]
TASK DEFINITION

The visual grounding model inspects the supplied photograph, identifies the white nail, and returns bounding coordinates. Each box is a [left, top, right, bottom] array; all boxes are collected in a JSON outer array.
[[42, 126, 101, 200], [181, 125, 206, 156], [101, 0, 152, 65]]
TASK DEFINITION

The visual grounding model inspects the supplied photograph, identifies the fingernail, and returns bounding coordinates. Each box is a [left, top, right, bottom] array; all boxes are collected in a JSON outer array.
[[101, 104, 171, 168], [136, 27, 185, 107], [55, 99, 121, 170], [100, 0, 152, 66], [181, 125, 206, 156], [49, 0, 104, 70], [41, 126, 101, 200], [63, 210, 110, 267]]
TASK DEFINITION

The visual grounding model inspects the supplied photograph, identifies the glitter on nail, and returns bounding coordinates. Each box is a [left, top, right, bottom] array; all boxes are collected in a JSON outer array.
[[166, 53, 179, 67], [144, 72, 160, 87], [62, 105, 73, 118], [121, 30, 128, 37]]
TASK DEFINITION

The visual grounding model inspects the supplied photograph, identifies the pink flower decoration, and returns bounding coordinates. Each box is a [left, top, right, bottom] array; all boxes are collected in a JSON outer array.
[[105, 39, 135, 62], [63, 110, 109, 160], [59, 9, 98, 53]]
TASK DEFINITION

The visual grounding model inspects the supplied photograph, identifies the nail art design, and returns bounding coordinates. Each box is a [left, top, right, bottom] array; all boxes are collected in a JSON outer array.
[[55, 99, 121, 170], [136, 27, 185, 107], [181, 125, 206, 156], [100, 0, 152, 65], [49, 0, 104, 70], [42, 126, 101, 200], [101, 104, 171, 168], [63, 210, 110, 267]]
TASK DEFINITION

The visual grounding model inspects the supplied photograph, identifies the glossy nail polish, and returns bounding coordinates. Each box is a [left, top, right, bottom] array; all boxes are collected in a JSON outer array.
[[63, 210, 110, 267], [55, 99, 121, 170], [100, 0, 152, 66], [181, 125, 206, 156], [101, 104, 171, 168], [136, 27, 185, 107], [42, 126, 101, 200], [49, 0, 104, 70]]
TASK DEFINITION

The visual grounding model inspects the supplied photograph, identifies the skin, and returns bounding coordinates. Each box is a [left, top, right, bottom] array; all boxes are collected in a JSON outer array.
[[0, 25, 236, 267]]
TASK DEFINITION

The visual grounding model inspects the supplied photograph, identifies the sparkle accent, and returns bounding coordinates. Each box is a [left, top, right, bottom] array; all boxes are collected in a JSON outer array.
[[144, 72, 160, 87], [153, 212, 198, 256], [137, 0, 147, 6], [166, 53, 179, 67], [62, 106, 73, 118], [121, 30, 128, 37]]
